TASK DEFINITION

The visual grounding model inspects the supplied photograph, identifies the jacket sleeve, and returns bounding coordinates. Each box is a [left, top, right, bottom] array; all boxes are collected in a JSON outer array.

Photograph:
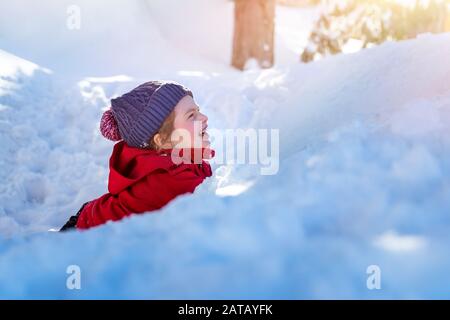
[[76, 164, 210, 229]]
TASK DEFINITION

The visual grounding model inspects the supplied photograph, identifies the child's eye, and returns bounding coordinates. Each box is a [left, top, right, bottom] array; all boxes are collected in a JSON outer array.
[[188, 113, 194, 119]]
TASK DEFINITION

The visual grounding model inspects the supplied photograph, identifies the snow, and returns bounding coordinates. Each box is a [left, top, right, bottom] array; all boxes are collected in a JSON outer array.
[[1, 0, 450, 299], [0, 0, 318, 76]]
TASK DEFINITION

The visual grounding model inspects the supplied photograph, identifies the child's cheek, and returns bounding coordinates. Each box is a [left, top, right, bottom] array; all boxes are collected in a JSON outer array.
[[187, 122, 198, 136], [173, 123, 197, 147]]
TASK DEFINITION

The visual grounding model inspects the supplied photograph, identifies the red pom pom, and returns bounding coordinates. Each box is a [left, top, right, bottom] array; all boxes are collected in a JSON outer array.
[[100, 109, 121, 141]]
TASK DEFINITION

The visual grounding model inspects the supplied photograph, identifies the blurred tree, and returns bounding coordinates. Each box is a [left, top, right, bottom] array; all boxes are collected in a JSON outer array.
[[301, 0, 450, 63], [231, 0, 276, 70]]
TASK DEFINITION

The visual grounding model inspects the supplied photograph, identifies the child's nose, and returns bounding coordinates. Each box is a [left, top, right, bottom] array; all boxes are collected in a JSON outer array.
[[200, 112, 208, 123]]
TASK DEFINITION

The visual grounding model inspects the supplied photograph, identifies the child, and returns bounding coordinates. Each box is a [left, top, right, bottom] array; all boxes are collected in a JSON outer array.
[[60, 81, 213, 231]]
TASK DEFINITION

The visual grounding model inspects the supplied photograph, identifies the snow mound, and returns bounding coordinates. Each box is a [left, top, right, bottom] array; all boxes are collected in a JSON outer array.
[[1, 31, 450, 298]]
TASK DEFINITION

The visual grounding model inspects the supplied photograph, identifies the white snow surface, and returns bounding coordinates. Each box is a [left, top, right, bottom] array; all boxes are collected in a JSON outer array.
[[0, 0, 450, 298]]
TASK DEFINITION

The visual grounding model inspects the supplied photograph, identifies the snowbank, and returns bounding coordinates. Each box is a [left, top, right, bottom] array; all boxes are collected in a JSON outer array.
[[1, 2, 450, 298], [0, 0, 319, 77], [0, 0, 232, 77]]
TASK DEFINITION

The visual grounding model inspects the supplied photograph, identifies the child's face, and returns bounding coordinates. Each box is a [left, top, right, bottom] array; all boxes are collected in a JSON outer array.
[[171, 95, 210, 149]]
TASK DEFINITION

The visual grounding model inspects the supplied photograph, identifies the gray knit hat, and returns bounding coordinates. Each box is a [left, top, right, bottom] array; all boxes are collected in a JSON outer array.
[[100, 81, 193, 148]]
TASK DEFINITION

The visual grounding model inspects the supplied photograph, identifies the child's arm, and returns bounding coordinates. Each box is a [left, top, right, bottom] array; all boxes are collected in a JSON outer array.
[[76, 164, 209, 229], [120, 166, 206, 214]]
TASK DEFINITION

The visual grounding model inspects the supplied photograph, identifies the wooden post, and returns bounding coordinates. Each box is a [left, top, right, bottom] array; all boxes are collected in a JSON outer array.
[[231, 0, 275, 70]]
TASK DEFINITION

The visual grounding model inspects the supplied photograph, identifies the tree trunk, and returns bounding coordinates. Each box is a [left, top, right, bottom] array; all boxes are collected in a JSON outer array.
[[231, 0, 275, 70]]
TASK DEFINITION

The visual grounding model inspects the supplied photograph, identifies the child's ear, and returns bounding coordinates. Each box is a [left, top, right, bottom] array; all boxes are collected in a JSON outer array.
[[153, 133, 163, 149]]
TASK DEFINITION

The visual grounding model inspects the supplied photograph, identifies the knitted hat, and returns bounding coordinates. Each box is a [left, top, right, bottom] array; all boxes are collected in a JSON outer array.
[[100, 81, 193, 148]]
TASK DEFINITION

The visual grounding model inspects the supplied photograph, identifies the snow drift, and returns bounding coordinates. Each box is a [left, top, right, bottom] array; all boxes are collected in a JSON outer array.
[[0, 2, 450, 298]]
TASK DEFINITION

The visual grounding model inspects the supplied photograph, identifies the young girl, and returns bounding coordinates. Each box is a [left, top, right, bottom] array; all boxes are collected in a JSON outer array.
[[60, 81, 213, 231]]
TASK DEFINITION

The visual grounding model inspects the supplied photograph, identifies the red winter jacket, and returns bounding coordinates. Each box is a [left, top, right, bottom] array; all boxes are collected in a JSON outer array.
[[76, 141, 214, 229]]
